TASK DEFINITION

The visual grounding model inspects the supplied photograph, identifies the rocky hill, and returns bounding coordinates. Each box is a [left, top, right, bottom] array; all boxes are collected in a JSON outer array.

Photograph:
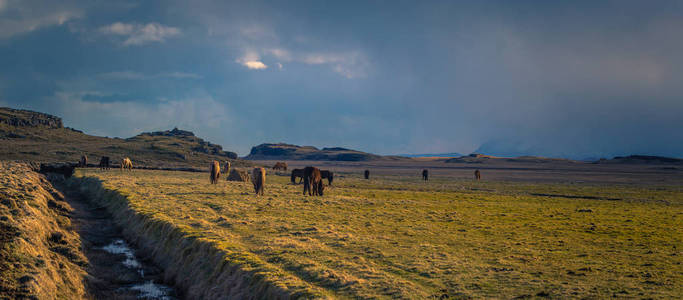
[[245, 143, 404, 161], [0, 107, 243, 169]]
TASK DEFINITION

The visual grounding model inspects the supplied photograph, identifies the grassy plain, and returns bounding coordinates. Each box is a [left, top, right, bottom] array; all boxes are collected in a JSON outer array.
[[76, 166, 682, 299]]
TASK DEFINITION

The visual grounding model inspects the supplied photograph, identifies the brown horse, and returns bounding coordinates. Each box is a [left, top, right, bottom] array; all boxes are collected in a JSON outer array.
[[121, 157, 133, 171], [273, 162, 288, 171], [320, 170, 334, 185], [364, 170, 370, 179], [474, 169, 481, 180], [210, 161, 220, 184], [252, 167, 266, 195], [303, 166, 324, 196], [79, 155, 87, 167], [290, 168, 304, 184], [224, 161, 231, 175], [422, 169, 428, 181]]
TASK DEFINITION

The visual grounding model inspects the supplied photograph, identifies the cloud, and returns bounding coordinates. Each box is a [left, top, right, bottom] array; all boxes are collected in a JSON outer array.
[[254, 48, 370, 79], [300, 51, 369, 78], [98, 71, 202, 80], [243, 61, 267, 69], [267, 48, 291, 61], [51, 91, 232, 139], [236, 50, 268, 69], [99, 22, 181, 46], [0, 0, 83, 39]]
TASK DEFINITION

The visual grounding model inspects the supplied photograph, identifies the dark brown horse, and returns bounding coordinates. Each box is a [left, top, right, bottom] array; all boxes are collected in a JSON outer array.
[[252, 167, 266, 195], [422, 169, 428, 181], [99, 156, 110, 170], [290, 168, 304, 184], [79, 155, 87, 167], [320, 170, 334, 185], [303, 166, 324, 196], [474, 169, 481, 180], [364, 170, 370, 180]]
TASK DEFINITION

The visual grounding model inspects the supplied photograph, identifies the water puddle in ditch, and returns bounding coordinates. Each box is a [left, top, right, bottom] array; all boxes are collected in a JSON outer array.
[[56, 184, 181, 300], [100, 239, 175, 299]]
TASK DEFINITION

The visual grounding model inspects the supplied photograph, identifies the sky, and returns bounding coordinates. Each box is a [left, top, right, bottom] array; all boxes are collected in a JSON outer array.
[[0, 0, 682, 159]]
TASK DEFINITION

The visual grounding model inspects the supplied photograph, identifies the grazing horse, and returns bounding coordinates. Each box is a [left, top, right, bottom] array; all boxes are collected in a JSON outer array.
[[121, 157, 133, 171], [79, 155, 87, 167], [252, 167, 266, 195], [474, 169, 481, 180], [99, 156, 110, 170], [290, 168, 304, 184], [320, 170, 334, 185], [364, 170, 370, 180], [224, 161, 231, 176], [303, 166, 324, 196], [422, 169, 429, 181], [209, 161, 220, 184], [272, 162, 288, 171]]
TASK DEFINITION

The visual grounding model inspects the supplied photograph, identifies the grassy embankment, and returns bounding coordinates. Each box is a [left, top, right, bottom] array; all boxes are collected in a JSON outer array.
[[72, 168, 682, 299], [0, 162, 87, 299]]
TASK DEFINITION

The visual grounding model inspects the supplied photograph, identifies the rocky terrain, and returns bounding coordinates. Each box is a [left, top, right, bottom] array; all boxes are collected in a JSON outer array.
[[245, 143, 406, 161]]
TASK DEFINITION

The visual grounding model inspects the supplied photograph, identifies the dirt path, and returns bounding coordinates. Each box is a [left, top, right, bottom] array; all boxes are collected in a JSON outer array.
[[56, 184, 181, 299]]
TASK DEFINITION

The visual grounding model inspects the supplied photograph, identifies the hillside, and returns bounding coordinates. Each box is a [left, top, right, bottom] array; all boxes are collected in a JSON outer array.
[[245, 143, 406, 161], [0, 107, 245, 169], [397, 152, 463, 158]]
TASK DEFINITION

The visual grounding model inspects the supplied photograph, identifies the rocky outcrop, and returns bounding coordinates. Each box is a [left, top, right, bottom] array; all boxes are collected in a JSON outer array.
[[0, 107, 63, 128], [245, 143, 386, 161], [137, 127, 195, 138]]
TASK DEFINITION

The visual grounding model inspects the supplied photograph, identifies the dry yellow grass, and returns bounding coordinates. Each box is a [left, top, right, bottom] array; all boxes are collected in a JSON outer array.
[[0, 162, 87, 299], [75, 168, 682, 299]]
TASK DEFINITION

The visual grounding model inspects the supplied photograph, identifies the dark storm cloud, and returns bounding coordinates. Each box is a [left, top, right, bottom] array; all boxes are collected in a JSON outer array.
[[0, 0, 681, 158]]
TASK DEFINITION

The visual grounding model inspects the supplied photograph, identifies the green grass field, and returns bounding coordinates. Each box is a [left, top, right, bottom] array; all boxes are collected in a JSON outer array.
[[76, 168, 682, 299]]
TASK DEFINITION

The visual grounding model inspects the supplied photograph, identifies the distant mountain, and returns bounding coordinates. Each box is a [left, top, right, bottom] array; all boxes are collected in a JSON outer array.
[[594, 155, 682, 165], [245, 143, 407, 161], [397, 152, 463, 158], [0, 107, 243, 168], [473, 140, 540, 158], [445, 153, 575, 164]]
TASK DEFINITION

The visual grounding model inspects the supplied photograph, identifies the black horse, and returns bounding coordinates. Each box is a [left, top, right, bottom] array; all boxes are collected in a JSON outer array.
[[364, 170, 370, 179], [99, 156, 110, 170], [290, 168, 304, 184], [422, 169, 428, 181], [320, 170, 334, 185]]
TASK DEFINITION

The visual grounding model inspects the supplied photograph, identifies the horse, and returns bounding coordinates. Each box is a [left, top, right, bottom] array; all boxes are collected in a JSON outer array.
[[252, 167, 266, 195], [79, 155, 87, 167], [99, 156, 110, 170], [320, 170, 334, 185], [273, 162, 288, 171], [210, 161, 220, 184], [290, 168, 304, 184], [474, 169, 481, 180], [121, 157, 133, 171], [422, 169, 428, 181], [364, 170, 370, 180], [303, 166, 324, 196]]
